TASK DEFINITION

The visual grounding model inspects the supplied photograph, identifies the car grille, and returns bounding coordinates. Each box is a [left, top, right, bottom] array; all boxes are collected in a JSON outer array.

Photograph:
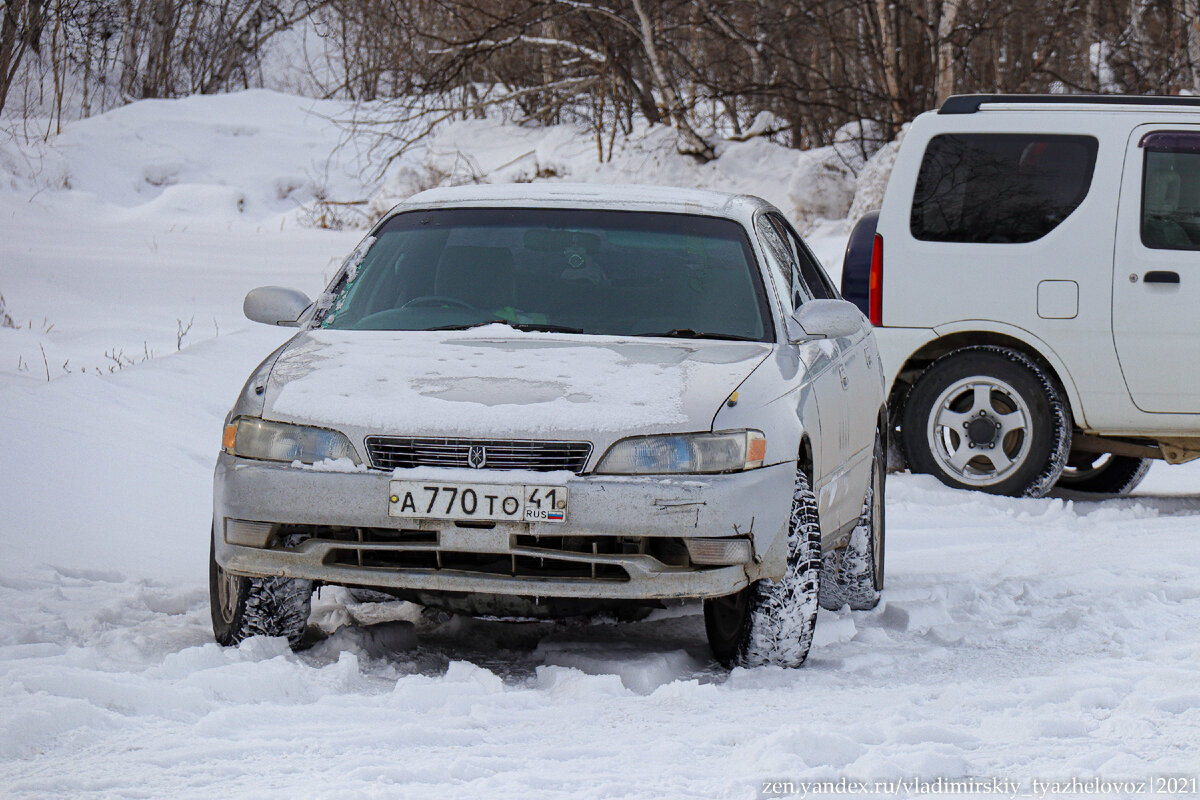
[[267, 527, 711, 586], [328, 548, 630, 582], [365, 436, 592, 474]]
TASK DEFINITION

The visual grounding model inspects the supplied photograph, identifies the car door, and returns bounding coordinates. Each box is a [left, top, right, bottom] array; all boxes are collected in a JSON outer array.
[[1113, 126, 1200, 414], [775, 215, 877, 520], [754, 212, 855, 533]]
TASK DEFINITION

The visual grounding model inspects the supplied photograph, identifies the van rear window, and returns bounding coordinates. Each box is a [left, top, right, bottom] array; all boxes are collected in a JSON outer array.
[[910, 133, 1098, 244]]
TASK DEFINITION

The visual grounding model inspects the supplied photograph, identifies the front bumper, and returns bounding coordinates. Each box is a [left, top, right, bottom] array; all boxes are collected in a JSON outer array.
[[213, 455, 795, 600]]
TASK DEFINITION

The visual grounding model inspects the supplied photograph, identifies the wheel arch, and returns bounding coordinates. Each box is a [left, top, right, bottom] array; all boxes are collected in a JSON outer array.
[[887, 328, 1082, 436], [797, 435, 814, 481]]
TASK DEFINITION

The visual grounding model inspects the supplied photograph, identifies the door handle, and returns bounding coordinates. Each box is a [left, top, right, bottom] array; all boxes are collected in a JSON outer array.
[[1144, 270, 1181, 284]]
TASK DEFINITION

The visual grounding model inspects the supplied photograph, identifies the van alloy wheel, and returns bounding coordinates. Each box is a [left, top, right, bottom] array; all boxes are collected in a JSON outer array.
[[903, 347, 1070, 498], [926, 375, 1033, 486]]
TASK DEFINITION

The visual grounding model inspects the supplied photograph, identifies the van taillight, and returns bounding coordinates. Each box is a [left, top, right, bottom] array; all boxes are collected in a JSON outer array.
[[868, 233, 883, 326]]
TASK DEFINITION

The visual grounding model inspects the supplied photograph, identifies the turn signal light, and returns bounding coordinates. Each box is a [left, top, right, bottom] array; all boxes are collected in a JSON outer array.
[[224, 518, 275, 548], [222, 423, 237, 450], [746, 435, 767, 467]]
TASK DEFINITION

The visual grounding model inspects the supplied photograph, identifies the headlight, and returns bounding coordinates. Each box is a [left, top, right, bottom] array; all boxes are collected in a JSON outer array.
[[594, 430, 765, 474], [223, 417, 360, 465]]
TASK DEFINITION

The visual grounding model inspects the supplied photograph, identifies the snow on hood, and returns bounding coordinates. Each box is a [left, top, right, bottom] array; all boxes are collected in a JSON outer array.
[[263, 327, 772, 438]]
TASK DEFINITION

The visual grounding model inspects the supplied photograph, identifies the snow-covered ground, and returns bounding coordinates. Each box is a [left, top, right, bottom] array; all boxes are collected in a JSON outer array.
[[2, 93, 1199, 798]]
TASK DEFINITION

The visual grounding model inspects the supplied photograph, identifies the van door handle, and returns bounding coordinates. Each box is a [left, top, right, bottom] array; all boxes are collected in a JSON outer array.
[[1144, 270, 1181, 284]]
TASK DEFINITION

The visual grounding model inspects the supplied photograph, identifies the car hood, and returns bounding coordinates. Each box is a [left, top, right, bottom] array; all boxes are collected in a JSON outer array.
[[262, 327, 772, 445]]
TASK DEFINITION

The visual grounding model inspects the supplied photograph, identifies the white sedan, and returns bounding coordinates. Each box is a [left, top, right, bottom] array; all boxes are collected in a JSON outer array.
[[210, 183, 886, 668]]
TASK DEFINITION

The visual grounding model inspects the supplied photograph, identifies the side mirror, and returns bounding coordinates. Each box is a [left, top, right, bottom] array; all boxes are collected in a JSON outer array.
[[789, 299, 864, 341], [244, 286, 312, 327]]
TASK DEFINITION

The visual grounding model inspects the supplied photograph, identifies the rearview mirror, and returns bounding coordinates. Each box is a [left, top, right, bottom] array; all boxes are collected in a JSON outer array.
[[244, 286, 312, 327], [789, 299, 864, 341]]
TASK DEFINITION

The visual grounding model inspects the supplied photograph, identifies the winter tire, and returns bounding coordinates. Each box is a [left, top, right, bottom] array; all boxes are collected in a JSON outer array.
[[703, 468, 822, 668], [902, 346, 1070, 497], [820, 429, 885, 612], [1056, 452, 1152, 495], [209, 529, 314, 650]]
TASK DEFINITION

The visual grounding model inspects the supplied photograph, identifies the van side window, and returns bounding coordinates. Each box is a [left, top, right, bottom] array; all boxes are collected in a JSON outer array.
[[911, 133, 1099, 244], [1141, 132, 1200, 250]]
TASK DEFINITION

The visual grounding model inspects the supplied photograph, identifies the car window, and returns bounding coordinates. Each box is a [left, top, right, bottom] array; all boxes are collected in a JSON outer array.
[[1140, 131, 1200, 251], [318, 208, 775, 342], [757, 213, 820, 311], [754, 214, 798, 312], [911, 133, 1098, 243], [771, 214, 839, 301]]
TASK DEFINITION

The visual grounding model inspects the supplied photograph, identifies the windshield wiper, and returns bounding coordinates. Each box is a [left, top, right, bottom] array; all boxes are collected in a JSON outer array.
[[425, 320, 583, 334], [507, 322, 584, 334], [636, 328, 759, 342], [425, 320, 505, 331]]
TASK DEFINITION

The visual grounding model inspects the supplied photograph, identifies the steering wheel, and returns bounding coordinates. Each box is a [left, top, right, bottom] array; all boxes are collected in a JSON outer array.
[[399, 295, 475, 310]]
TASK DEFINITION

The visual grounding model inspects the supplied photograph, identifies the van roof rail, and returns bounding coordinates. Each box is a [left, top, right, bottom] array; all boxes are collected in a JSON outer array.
[[939, 93, 1200, 114]]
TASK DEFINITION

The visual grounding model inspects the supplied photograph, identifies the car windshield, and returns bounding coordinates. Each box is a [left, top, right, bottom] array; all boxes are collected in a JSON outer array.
[[317, 207, 774, 342]]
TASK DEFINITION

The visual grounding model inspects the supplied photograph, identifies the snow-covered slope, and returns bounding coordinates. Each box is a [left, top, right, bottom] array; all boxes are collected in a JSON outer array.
[[2, 91, 1198, 798], [2, 90, 381, 224], [372, 117, 872, 236], [0, 197, 359, 391]]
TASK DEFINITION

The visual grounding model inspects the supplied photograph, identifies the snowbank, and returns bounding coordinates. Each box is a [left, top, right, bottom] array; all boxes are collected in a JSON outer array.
[[3, 89, 900, 239], [371, 115, 894, 233], [370, 118, 806, 223], [0, 90, 392, 228], [847, 124, 907, 225], [0, 196, 359, 390]]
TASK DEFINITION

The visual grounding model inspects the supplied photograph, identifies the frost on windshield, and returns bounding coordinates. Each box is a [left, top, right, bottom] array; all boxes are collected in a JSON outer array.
[[342, 235, 376, 282], [313, 291, 337, 317]]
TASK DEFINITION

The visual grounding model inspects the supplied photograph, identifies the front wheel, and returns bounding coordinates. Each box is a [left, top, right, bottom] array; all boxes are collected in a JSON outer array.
[[209, 529, 314, 650], [902, 347, 1070, 498], [703, 468, 822, 668]]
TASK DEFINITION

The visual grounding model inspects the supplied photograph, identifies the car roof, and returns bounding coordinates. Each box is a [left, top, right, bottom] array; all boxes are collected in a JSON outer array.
[[395, 182, 770, 220]]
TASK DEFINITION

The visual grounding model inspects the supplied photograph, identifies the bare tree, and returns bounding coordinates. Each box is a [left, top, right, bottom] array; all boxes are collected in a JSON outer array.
[[13, 0, 1200, 173], [1, 0, 46, 114]]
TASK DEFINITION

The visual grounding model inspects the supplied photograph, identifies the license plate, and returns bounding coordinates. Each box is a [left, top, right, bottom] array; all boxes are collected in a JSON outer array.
[[388, 481, 567, 523]]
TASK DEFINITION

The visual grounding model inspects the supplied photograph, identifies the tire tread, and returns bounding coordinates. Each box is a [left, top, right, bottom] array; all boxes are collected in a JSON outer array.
[[734, 471, 822, 668]]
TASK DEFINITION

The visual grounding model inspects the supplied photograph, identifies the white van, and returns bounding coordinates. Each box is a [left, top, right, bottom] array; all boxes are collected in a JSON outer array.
[[842, 94, 1200, 497]]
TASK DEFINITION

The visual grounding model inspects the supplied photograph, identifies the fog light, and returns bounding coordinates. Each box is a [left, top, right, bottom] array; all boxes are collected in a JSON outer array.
[[224, 519, 275, 548], [684, 538, 753, 565]]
